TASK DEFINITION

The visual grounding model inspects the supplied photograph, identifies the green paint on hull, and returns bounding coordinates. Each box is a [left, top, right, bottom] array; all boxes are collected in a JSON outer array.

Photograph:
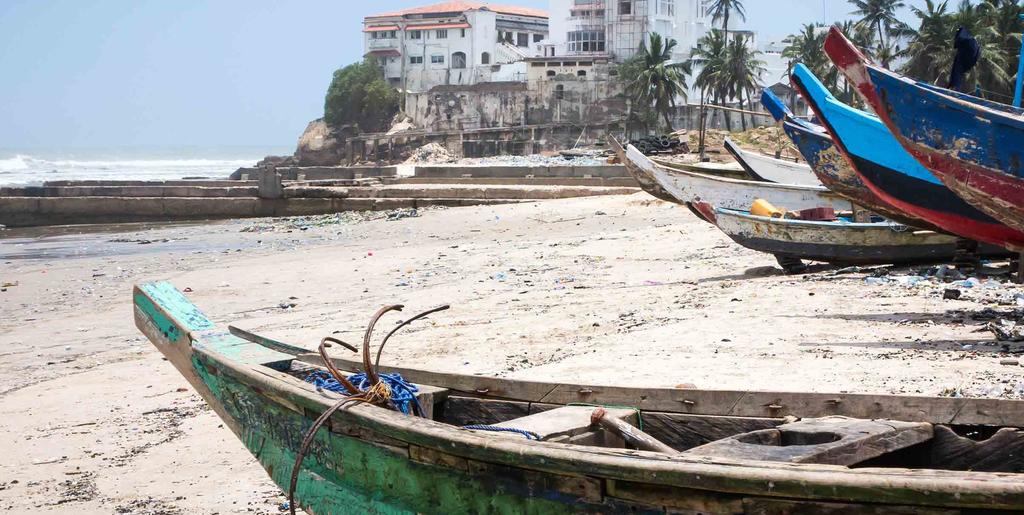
[[192, 356, 626, 515], [192, 330, 294, 367], [135, 282, 214, 343]]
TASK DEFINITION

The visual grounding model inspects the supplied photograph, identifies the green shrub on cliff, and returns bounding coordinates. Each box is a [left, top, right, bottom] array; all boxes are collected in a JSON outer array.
[[324, 59, 400, 133]]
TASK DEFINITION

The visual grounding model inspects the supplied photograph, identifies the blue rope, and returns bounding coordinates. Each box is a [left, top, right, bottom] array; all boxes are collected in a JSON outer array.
[[304, 370, 423, 416], [462, 424, 542, 441]]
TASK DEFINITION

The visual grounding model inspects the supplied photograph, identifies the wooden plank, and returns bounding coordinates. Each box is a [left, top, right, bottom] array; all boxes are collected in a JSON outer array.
[[491, 406, 635, 441], [928, 425, 1024, 473], [685, 417, 933, 466], [439, 396, 531, 426], [642, 413, 783, 452], [297, 353, 1024, 426], [607, 480, 744, 513], [741, 497, 959, 515]]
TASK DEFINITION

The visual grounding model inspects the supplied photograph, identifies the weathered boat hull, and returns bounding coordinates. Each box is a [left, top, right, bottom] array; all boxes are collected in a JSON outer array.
[[790, 63, 1024, 251], [723, 138, 822, 186], [625, 145, 854, 213], [826, 27, 1024, 235], [135, 282, 1024, 514], [759, 89, 942, 231], [700, 205, 964, 265]]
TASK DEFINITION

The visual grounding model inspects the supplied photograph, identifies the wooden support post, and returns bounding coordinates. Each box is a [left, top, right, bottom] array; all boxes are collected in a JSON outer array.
[[591, 408, 677, 454]]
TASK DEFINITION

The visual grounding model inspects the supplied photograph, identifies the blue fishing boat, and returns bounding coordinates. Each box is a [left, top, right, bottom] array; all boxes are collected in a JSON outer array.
[[760, 90, 939, 231], [826, 27, 1024, 236], [789, 63, 1024, 251]]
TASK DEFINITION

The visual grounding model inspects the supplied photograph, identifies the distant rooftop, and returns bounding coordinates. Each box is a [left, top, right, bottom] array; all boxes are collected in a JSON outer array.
[[367, 1, 548, 20]]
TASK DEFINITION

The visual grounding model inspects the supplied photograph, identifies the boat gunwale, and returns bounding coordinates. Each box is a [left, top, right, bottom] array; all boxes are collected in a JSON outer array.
[[712, 207, 940, 232]]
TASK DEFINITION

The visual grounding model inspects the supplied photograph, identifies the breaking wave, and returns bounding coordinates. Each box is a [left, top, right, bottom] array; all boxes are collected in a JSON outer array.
[[0, 153, 272, 186]]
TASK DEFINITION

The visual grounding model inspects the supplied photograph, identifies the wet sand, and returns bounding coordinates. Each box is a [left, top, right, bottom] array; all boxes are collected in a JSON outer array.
[[2, 194, 1023, 513]]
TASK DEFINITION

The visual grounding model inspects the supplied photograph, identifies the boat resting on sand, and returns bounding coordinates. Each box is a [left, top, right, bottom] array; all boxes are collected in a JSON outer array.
[[826, 27, 1024, 235], [694, 203, 970, 273], [625, 144, 854, 214], [136, 282, 1024, 514], [790, 62, 1024, 252], [723, 138, 822, 187]]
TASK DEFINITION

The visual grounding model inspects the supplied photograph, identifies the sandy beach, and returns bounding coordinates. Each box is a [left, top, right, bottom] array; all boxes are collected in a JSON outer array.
[[2, 194, 1024, 513]]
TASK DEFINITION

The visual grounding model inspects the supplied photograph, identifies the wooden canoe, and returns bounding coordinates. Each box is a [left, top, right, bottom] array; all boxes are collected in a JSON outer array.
[[136, 281, 1024, 514], [722, 138, 822, 187], [826, 27, 1024, 236], [695, 203, 970, 272], [791, 61, 1024, 252], [625, 144, 854, 213]]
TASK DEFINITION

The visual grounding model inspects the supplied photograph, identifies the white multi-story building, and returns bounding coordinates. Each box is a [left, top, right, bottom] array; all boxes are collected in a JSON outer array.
[[546, 0, 710, 62], [363, 1, 549, 93]]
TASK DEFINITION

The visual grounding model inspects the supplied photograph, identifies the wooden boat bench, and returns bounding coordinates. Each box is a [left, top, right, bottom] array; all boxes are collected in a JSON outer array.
[[684, 416, 933, 466], [476, 406, 637, 447]]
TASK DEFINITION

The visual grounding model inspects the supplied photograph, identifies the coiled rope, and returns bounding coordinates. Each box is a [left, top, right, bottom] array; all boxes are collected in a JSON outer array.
[[305, 370, 423, 416]]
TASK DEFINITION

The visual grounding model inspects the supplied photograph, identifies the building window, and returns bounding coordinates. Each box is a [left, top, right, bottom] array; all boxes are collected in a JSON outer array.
[[555, 84, 565, 99], [547, 70, 556, 77], [568, 30, 606, 52], [409, 30, 422, 40], [436, 29, 448, 39], [410, 56, 424, 64], [371, 30, 397, 39], [533, 34, 543, 43], [658, 0, 674, 16], [431, 54, 445, 64], [517, 33, 529, 47], [481, 52, 491, 64], [461, 28, 466, 38], [498, 31, 514, 44], [452, 52, 466, 69], [619, 0, 632, 15], [577, 70, 587, 77]]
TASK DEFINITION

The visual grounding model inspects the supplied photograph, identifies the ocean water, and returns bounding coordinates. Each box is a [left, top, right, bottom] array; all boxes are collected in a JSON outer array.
[[0, 146, 292, 186]]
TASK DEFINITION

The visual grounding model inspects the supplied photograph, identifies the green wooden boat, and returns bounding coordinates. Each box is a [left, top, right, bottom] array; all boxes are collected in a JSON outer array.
[[135, 281, 1024, 514]]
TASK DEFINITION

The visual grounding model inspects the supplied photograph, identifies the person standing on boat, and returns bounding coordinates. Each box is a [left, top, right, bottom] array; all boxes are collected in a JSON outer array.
[[949, 27, 980, 92]]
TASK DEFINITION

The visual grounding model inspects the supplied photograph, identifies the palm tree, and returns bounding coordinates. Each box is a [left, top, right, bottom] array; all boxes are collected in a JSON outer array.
[[901, 0, 954, 83], [626, 33, 692, 131], [900, 0, 1012, 96], [693, 30, 732, 130], [706, 0, 746, 36], [849, 0, 906, 49], [725, 34, 765, 130]]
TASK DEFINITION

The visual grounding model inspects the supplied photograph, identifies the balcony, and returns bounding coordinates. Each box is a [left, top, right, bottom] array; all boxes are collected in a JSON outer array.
[[367, 38, 399, 49]]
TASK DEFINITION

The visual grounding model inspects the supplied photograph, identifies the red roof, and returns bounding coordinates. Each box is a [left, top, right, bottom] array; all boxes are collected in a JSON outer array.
[[364, 25, 400, 32], [367, 1, 547, 20]]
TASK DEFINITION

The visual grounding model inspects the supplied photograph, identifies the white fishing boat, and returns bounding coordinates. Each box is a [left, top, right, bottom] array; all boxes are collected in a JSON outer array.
[[724, 138, 822, 186], [625, 144, 852, 213]]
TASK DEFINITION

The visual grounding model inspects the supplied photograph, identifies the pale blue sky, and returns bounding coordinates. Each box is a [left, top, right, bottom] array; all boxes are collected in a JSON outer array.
[[0, 0, 928, 149]]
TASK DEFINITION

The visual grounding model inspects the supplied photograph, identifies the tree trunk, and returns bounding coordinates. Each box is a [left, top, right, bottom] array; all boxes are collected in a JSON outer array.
[[662, 109, 674, 132], [721, 95, 732, 132], [739, 91, 748, 131]]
